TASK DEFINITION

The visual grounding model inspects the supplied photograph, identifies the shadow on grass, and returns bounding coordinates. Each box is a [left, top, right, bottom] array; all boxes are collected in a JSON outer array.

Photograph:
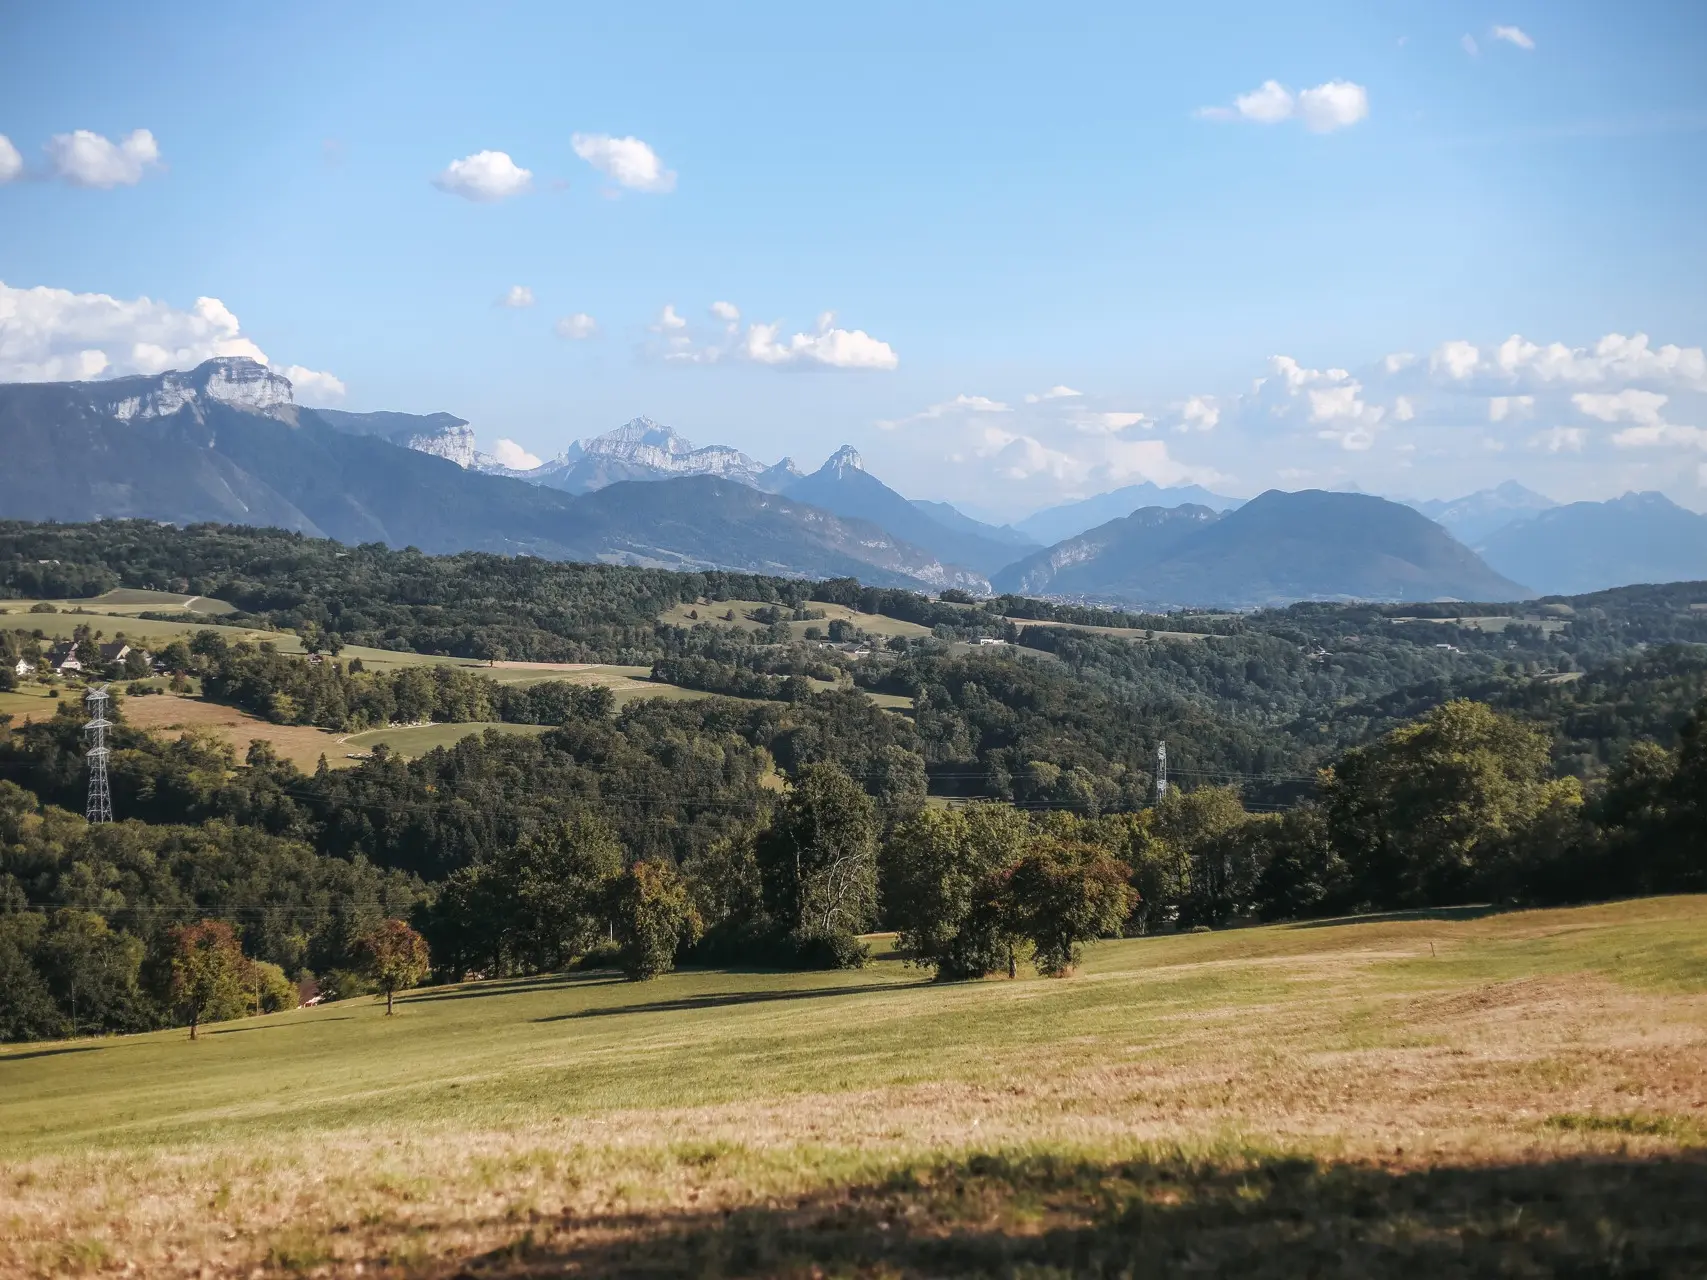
[[209, 1016, 352, 1035], [1285, 904, 1505, 929], [456, 1150, 1707, 1278], [401, 973, 625, 1005], [0, 1044, 103, 1064], [534, 981, 918, 1023]]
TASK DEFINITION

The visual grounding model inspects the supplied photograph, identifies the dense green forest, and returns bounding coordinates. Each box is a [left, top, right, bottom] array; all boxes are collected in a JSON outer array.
[[2, 520, 1704, 1041]]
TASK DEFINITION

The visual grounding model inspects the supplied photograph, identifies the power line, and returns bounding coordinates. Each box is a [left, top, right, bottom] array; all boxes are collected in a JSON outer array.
[[84, 684, 113, 824]]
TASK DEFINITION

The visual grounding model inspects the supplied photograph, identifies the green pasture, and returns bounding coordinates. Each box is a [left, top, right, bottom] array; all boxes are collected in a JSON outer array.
[[658, 598, 935, 641]]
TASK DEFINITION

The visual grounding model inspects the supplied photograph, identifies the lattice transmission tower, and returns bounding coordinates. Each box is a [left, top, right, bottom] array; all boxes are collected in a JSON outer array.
[[1155, 740, 1168, 802], [84, 685, 113, 823]]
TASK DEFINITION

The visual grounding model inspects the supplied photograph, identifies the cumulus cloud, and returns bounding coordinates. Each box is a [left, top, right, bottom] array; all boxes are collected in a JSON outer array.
[[1177, 396, 1220, 431], [0, 135, 21, 183], [1492, 25, 1535, 50], [433, 150, 532, 202], [46, 129, 160, 188], [571, 133, 676, 193], [488, 438, 543, 469], [1428, 333, 1707, 392], [1073, 411, 1148, 435], [498, 285, 535, 309], [709, 300, 740, 322], [0, 279, 343, 402], [1024, 385, 1083, 403], [1572, 389, 1669, 424], [655, 304, 687, 331], [1198, 79, 1368, 132], [555, 313, 598, 340], [1611, 424, 1705, 449], [743, 314, 899, 369]]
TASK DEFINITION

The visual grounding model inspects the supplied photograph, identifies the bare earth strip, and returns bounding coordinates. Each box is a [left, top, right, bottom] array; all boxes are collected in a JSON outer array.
[[1, 898, 1704, 1276]]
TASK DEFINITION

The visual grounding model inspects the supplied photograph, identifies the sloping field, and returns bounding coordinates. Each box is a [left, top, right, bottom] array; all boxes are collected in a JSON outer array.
[[118, 692, 351, 770], [659, 599, 935, 640], [2, 898, 1703, 1277]]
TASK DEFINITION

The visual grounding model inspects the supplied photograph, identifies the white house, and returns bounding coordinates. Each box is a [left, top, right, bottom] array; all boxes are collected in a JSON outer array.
[[12, 656, 31, 678]]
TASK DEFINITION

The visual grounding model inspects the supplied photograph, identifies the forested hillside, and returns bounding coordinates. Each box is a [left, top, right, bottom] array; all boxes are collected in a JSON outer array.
[[2, 520, 1704, 1042]]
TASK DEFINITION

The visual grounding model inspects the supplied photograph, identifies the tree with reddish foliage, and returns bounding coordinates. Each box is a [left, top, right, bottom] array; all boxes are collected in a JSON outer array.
[[168, 920, 244, 1040], [357, 919, 430, 1015]]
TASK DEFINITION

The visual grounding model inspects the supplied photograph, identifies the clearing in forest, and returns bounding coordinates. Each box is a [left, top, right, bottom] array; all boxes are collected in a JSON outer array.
[[2, 896, 1703, 1277]]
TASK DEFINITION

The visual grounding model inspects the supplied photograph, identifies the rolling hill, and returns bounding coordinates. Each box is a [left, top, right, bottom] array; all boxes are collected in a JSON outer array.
[[1014, 481, 1243, 546]]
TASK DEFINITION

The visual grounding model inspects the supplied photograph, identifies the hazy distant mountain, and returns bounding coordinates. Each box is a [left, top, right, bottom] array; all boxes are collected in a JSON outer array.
[[785, 446, 1024, 575], [0, 360, 987, 591], [316, 408, 480, 468], [1409, 481, 1557, 545], [1475, 492, 1707, 595], [997, 490, 1529, 607], [992, 505, 1220, 596], [1015, 481, 1243, 546], [910, 500, 1037, 550]]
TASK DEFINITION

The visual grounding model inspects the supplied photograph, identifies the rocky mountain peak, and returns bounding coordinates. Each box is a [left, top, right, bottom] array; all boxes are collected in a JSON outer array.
[[106, 357, 297, 425], [820, 444, 865, 477]]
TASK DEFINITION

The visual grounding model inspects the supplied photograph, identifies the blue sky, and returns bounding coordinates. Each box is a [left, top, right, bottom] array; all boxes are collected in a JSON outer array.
[[3, 0, 1705, 518]]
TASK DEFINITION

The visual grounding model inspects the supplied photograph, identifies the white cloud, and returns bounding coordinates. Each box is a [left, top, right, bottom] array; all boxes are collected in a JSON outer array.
[[743, 314, 899, 369], [1383, 351, 1417, 374], [0, 135, 21, 183], [45, 129, 160, 188], [1199, 79, 1368, 132], [1073, 411, 1149, 435], [1492, 25, 1535, 50], [655, 304, 688, 331], [1177, 395, 1220, 431], [709, 300, 740, 322], [432, 150, 532, 202], [570, 133, 675, 193], [1425, 333, 1707, 392], [1024, 384, 1083, 403], [275, 365, 347, 406], [1462, 34, 1480, 56], [1611, 424, 1705, 450], [498, 285, 535, 309], [1297, 81, 1370, 132], [0, 279, 342, 400], [1531, 426, 1586, 453], [1488, 394, 1535, 422], [1431, 339, 1481, 380], [879, 393, 1010, 430], [555, 313, 598, 340], [1572, 389, 1669, 424], [1231, 80, 1296, 124], [489, 438, 543, 469], [1392, 396, 1416, 421]]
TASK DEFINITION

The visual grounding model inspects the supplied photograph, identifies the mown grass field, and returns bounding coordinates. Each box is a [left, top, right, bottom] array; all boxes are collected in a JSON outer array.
[[2, 898, 1704, 1277]]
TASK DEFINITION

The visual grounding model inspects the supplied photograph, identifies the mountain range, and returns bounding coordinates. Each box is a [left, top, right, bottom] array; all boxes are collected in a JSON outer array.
[[2, 358, 1702, 605]]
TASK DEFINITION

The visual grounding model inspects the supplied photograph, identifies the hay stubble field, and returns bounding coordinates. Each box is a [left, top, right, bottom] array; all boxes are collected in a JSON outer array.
[[2, 897, 1704, 1277]]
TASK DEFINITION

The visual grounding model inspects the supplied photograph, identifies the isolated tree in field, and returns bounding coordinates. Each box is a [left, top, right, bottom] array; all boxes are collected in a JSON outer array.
[[755, 762, 878, 966], [357, 919, 430, 1015], [168, 920, 245, 1039], [611, 860, 703, 980], [1006, 840, 1134, 977]]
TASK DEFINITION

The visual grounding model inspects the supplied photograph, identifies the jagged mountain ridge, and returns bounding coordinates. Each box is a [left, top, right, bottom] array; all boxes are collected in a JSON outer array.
[[0, 360, 989, 591]]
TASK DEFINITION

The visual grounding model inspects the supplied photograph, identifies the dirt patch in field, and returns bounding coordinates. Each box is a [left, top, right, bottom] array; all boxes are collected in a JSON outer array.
[[119, 694, 349, 771]]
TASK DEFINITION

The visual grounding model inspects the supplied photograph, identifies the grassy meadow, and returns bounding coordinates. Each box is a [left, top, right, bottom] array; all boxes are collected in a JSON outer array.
[[2, 897, 1704, 1277]]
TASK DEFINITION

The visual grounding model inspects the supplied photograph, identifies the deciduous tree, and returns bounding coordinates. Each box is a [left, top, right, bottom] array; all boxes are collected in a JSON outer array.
[[357, 919, 430, 1015], [168, 920, 245, 1039]]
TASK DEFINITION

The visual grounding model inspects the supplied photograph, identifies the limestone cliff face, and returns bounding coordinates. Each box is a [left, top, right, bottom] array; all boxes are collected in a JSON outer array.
[[100, 357, 298, 425]]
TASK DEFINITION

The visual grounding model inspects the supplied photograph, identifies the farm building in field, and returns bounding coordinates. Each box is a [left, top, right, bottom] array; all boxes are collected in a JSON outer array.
[[12, 656, 32, 677]]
